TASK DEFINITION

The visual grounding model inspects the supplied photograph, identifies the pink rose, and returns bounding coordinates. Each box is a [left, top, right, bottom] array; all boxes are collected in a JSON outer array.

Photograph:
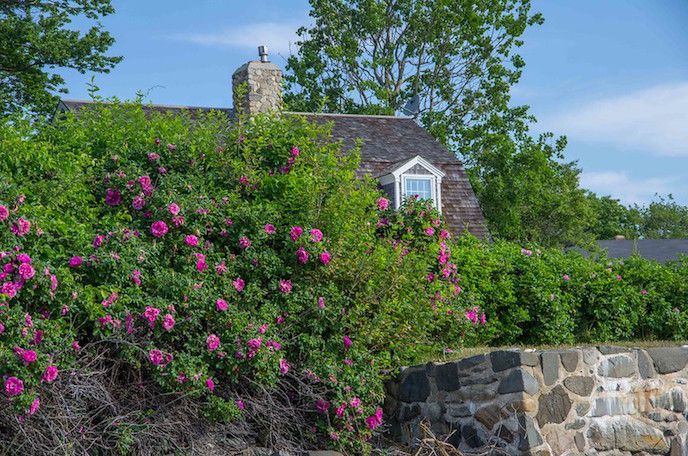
[[309, 229, 323, 242], [4, 377, 24, 397], [42, 365, 58, 383], [343, 335, 352, 350], [206, 377, 215, 392], [185, 235, 199, 246], [278, 279, 292, 294], [296, 247, 309, 264], [264, 224, 276, 235], [206, 334, 220, 351], [168, 203, 181, 215], [0, 205, 8, 221], [162, 314, 175, 331], [216, 299, 228, 311], [239, 236, 251, 250], [233, 277, 245, 293], [319, 251, 332, 265], [150, 221, 169, 238], [105, 188, 122, 206], [68, 256, 83, 268], [149, 349, 164, 366], [377, 197, 389, 211], [279, 358, 290, 375], [29, 397, 40, 415], [290, 226, 303, 241]]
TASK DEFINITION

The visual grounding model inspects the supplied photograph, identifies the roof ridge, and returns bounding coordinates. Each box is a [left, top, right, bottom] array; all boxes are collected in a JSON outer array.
[[60, 99, 232, 111], [286, 111, 413, 120]]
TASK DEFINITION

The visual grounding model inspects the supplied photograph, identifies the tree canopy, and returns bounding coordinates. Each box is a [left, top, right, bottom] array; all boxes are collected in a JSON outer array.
[[0, 0, 121, 118]]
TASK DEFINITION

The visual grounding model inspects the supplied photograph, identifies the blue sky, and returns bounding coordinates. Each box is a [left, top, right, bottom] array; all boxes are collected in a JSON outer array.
[[59, 0, 688, 206]]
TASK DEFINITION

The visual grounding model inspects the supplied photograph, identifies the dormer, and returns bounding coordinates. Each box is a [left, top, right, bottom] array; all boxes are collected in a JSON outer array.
[[377, 155, 446, 213]]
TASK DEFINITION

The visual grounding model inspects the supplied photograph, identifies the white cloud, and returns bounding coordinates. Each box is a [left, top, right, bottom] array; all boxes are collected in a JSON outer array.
[[550, 82, 688, 157], [170, 22, 301, 56], [580, 170, 680, 205]]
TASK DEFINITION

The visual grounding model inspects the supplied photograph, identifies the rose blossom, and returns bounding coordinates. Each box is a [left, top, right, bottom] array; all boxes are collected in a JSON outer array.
[[278, 279, 292, 294], [162, 314, 175, 331], [168, 203, 181, 215], [105, 188, 122, 206], [296, 247, 309, 264], [309, 228, 323, 242], [377, 197, 389, 211], [206, 334, 220, 351], [150, 220, 168, 238], [206, 378, 215, 392], [264, 224, 276, 234], [279, 358, 290, 375], [68, 256, 83, 268], [5, 377, 24, 397], [185, 235, 199, 246], [233, 277, 245, 293], [238, 236, 251, 250], [149, 349, 164, 366], [0, 205, 8, 221], [343, 335, 352, 350], [319, 251, 332, 265], [18, 263, 35, 281], [215, 299, 228, 311], [290, 226, 303, 241], [29, 397, 40, 415], [42, 365, 58, 383]]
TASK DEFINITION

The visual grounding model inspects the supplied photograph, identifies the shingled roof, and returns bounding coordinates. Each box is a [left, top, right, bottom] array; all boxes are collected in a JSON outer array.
[[57, 100, 488, 238], [596, 239, 688, 264]]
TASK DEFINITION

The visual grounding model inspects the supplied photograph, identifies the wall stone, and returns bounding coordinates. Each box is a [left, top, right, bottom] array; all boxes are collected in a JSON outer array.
[[386, 346, 688, 455]]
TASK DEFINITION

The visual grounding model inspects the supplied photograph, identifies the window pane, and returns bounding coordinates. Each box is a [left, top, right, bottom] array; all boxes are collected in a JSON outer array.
[[404, 178, 432, 201]]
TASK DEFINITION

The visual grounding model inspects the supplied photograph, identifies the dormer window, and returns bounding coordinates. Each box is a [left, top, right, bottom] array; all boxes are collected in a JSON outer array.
[[378, 155, 445, 213]]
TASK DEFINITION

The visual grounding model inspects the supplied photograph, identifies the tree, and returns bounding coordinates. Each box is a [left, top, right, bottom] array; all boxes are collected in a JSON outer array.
[[285, 0, 594, 246], [585, 193, 641, 240], [638, 195, 688, 239], [0, 0, 121, 118]]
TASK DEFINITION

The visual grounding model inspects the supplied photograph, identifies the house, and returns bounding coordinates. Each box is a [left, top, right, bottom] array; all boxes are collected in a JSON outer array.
[[58, 47, 487, 238], [595, 239, 688, 264]]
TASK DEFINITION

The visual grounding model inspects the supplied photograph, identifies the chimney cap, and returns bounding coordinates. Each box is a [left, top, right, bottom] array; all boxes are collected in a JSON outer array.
[[258, 45, 269, 63], [614, 235, 626, 240]]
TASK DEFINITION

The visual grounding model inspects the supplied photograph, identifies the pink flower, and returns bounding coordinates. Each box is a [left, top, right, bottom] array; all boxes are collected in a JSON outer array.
[[143, 306, 160, 328], [239, 175, 250, 186], [479, 312, 487, 325], [563, 274, 570, 281], [131, 269, 142, 286], [424, 227, 435, 236], [71, 341, 81, 351], [235, 399, 245, 410], [315, 399, 330, 414], [440, 229, 450, 240], [259, 324, 268, 334], [521, 248, 532, 257], [105, 188, 122, 206], [206, 334, 220, 351], [309, 229, 323, 242], [21, 349, 37, 365], [335, 403, 346, 418], [641, 289, 648, 295], [18, 263, 35, 281], [290, 226, 303, 241], [319, 251, 332, 265], [278, 279, 292, 294], [149, 349, 164, 365], [296, 246, 309, 264], [318, 297, 326, 309], [0, 322, 4, 334], [377, 197, 389, 211], [167, 143, 176, 151], [279, 358, 290, 375], [42, 365, 58, 383], [29, 397, 40, 415], [0, 205, 8, 221], [239, 236, 251, 250], [233, 277, 245, 293], [68, 256, 83, 268], [168, 203, 181, 215], [344, 358, 353, 366], [264, 224, 276, 235], [150, 221, 169, 238], [350, 397, 361, 408], [247, 338, 262, 351], [162, 314, 175, 331], [4, 377, 23, 397], [216, 299, 228, 311], [291, 146, 300, 157], [185, 235, 199, 246], [365, 407, 383, 430], [343, 335, 352, 350], [132, 195, 145, 210], [11, 218, 31, 237], [206, 378, 215, 392]]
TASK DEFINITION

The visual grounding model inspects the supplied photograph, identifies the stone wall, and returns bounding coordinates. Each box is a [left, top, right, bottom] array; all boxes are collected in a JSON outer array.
[[385, 346, 688, 455]]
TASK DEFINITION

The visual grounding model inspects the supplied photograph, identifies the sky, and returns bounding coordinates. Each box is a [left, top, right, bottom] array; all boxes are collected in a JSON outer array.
[[58, 0, 688, 206]]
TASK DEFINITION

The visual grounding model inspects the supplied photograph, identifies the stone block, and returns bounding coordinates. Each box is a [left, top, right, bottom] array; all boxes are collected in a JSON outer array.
[[651, 388, 686, 413], [542, 352, 560, 386], [398, 369, 431, 402], [646, 347, 688, 374], [498, 368, 539, 395], [598, 345, 630, 355], [561, 351, 580, 372], [474, 403, 508, 430], [457, 353, 487, 371], [587, 417, 668, 453], [564, 376, 595, 396], [490, 350, 539, 372], [590, 397, 636, 417], [461, 422, 487, 448], [637, 349, 656, 379], [597, 355, 636, 378], [434, 362, 460, 392], [517, 413, 544, 450], [536, 385, 572, 426]]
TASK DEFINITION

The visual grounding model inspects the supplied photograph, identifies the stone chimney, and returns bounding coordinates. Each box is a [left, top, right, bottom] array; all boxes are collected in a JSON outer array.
[[232, 45, 282, 116]]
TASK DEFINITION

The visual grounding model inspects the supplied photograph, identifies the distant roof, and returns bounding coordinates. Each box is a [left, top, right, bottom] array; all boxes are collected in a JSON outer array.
[[596, 239, 688, 263], [57, 99, 234, 118]]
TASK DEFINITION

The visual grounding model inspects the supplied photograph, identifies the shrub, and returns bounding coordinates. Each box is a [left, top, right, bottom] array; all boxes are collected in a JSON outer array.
[[0, 103, 484, 453]]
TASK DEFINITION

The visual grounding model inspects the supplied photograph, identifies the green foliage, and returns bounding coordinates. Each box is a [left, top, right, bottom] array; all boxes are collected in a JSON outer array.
[[0, 102, 483, 451], [452, 237, 688, 345], [0, 0, 121, 118]]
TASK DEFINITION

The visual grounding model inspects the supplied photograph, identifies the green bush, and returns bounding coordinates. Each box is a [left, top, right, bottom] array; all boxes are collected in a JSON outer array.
[[0, 103, 483, 452]]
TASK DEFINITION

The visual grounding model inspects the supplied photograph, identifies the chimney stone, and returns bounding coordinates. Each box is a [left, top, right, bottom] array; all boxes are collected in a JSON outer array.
[[232, 47, 282, 116]]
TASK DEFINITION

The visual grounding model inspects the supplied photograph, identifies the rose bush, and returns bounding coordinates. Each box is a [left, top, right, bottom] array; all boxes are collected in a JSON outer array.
[[0, 103, 483, 452]]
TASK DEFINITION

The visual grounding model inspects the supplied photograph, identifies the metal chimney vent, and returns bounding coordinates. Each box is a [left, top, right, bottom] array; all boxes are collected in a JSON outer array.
[[258, 45, 269, 63]]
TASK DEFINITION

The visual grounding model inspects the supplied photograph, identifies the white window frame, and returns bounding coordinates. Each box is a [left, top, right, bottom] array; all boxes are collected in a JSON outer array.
[[378, 155, 444, 213]]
